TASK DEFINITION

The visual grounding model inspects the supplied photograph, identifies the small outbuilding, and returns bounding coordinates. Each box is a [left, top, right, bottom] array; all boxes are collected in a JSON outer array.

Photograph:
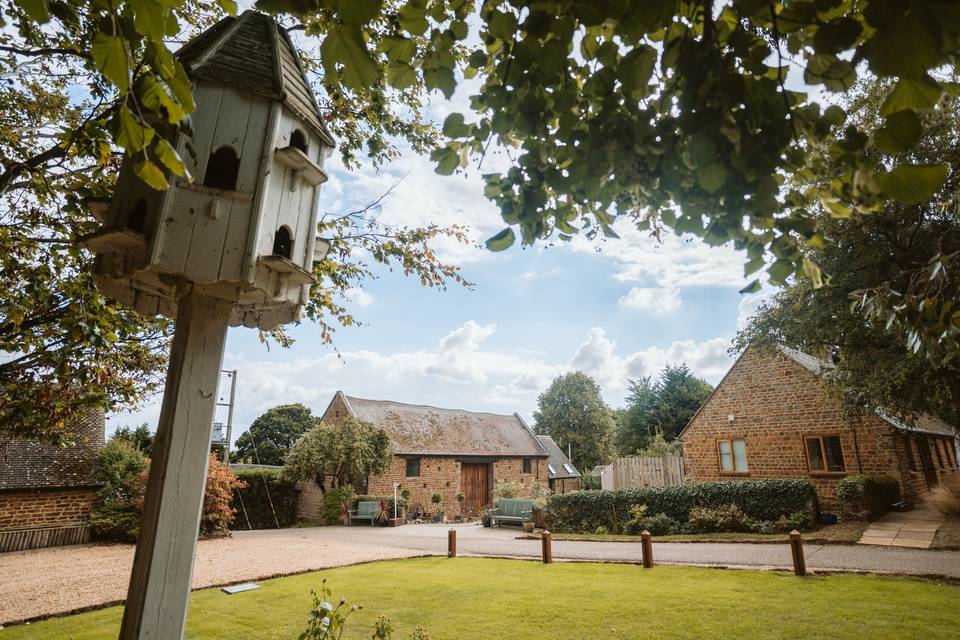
[[321, 392, 549, 517], [536, 435, 581, 493], [680, 346, 960, 510]]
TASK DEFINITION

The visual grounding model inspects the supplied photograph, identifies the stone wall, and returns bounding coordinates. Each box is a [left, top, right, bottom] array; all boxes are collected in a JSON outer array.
[[365, 455, 546, 518], [0, 488, 97, 530], [681, 349, 913, 511]]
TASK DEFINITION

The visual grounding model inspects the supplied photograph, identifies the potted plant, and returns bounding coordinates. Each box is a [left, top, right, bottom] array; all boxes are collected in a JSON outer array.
[[431, 493, 444, 523], [455, 492, 466, 522], [481, 508, 492, 528], [374, 498, 390, 526]]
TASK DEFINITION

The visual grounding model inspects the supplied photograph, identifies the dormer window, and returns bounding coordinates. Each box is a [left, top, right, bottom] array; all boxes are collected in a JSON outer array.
[[290, 129, 308, 154], [272, 225, 293, 259], [203, 145, 240, 191]]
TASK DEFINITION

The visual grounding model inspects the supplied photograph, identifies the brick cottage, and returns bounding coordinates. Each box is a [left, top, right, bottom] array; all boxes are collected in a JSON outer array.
[[0, 407, 105, 551], [681, 347, 960, 511], [321, 392, 550, 517]]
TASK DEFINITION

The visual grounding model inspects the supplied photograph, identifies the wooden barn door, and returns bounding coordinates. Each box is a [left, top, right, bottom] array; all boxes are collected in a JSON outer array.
[[460, 463, 490, 516]]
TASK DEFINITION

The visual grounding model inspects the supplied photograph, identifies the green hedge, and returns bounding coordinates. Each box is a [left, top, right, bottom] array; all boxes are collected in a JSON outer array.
[[230, 469, 299, 529], [547, 480, 819, 534], [836, 474, 901, 521]]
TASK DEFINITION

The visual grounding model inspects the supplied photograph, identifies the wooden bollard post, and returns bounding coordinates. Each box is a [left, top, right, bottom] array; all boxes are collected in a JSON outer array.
[[789, 530, 806, 576], [448, 529, 456, 558], [542, 530, 552, 564], [640, 530, 654, 568]]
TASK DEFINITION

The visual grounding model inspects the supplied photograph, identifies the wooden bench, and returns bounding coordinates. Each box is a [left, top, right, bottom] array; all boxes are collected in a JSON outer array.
[[490, 499, 534, 527], [349, 501, 379, 526]]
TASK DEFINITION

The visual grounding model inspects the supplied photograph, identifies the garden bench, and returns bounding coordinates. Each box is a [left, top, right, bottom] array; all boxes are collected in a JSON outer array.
[[490, 499, 534, 527], [349, 501, 379, 526]]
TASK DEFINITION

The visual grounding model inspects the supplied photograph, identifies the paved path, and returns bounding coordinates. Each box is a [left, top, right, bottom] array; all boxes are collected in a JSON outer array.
[[3, 523, 960, 626], [269, 523, 960, 577], [859, 507, 944, 548]]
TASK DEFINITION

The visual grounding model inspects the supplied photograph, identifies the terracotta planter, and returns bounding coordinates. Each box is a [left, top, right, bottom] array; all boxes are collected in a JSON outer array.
[[522, 522, 535, 533], [387, 518, 404, 527]]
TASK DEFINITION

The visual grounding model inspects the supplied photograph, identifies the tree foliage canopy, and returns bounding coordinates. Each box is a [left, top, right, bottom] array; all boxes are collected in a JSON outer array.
[[282, 415, 394, 493], [533, 371, 614, 472], [234, 403, 318, 466], [0, 1, 470, 442], [737, 79, 960, 425], [615, 364, 714, 454]]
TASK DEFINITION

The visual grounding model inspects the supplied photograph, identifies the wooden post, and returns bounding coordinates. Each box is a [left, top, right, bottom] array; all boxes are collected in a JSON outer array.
[[542, 530, 552, 564], [789, 530, 806, 576], [120, 291, 233, 640], [640, 530, 654, 568], [448, 529, 456, 558]]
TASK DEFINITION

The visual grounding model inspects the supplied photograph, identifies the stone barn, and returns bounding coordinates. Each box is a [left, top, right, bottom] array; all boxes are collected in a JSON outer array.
[[0, 407, 105, 552], [321, 392, 549, 518], [680, 346, 959, 511]]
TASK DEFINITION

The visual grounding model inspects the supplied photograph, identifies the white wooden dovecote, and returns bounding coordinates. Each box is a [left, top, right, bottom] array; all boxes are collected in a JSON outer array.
[[83, 11, 335, 330]]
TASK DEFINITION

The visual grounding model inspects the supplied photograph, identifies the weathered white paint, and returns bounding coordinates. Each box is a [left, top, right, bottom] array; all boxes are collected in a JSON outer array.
[[119, 290, 231, 640]]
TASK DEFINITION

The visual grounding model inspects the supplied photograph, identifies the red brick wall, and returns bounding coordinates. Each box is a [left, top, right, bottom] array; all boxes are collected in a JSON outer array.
[[0, 488, 96, 530], [365, 455, 547, 518], [681, 349, 913, 511]]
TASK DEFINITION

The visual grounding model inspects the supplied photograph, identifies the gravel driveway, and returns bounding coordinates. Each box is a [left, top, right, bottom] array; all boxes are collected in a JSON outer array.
[[4, 523, 960, 626], [0, 531, 422, 625]]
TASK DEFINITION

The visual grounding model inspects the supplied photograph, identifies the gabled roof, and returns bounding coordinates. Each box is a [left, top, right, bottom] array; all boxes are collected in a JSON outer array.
[[535, 435, 581, 479], [330, 392, 549, 458], [679, 345, 958, 439], [177, 10, 334, 146]]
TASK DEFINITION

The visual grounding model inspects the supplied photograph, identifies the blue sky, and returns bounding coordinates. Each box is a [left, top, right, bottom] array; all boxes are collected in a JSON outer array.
[[109, 14, 772, 442]]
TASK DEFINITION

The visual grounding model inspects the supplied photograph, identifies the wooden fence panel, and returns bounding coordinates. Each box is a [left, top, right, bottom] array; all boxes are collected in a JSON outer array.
[[609, 456, 685, 490]]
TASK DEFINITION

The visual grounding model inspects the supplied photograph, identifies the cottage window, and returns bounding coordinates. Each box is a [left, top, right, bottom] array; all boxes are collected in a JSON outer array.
[[405, 457, 420, 478], [805, 435, 845, 473], [522, 458, 532, 474], [717, 439, 748, 473]]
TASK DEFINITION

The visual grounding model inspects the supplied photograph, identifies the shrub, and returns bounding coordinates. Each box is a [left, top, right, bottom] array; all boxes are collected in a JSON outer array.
[[547, 479, 818, 534], [928, 475, 960, 516], [89, 440, 147, 541], [581, 475, 601, 490], [687, 505, 752, 533], [201, 455, 245, 537], [836, 474, 901, 521], [230, 469, 299, 529], [322, 486, 356, 525], [89, 501, 142, 542], [624, 505, 680, 536]]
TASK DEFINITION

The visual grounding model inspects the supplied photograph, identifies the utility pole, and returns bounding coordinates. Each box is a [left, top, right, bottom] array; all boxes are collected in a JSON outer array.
[[217, 369, 238, 464]]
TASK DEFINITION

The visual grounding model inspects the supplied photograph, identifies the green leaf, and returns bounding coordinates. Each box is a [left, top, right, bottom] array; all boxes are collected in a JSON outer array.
[[424, 66, 456, 98], [385, 61, 416, 89], [18, 0, 50, 22], [489, 10, 517, 41], [768, 259, 795, 285], [696, 163, 728, 193], [485, 228, 516, 252], [450, 19, 468, 40], [134, 160, 168, 190], [801, 257, 824, 289], [91, 33, 130, 92], [876, 163, 949, 204], [820, 196, 852, 219], [880, 76, 942, 116], [337, 0, 382, 25], [132, 0, 167, 41], [442, 113, 470, 138], [321, 25, 379, 90], [873, 109, 922, 154], [216, 0, 238, 15], [381, 36, 416, 63], [431, 146, 460, 175], [136, 74, 185, 123], [113, 106, 154, 153], [154, 138, 187, 177], [398, 1, 429, 36], [739, 279, 762, 294], [618, 45, 656, 96]]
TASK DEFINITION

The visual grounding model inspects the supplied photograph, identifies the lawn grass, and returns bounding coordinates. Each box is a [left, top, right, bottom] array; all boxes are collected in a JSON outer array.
[[527, 521, 868, 545], [3, 557, 958, 640]]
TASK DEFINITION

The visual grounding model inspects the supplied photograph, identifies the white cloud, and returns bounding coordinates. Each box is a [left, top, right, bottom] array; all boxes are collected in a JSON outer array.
[[736, 288, 774, 330], [345, 287, 374, 307], [618, 286, 681, 314], [111, 322, 735, 442]]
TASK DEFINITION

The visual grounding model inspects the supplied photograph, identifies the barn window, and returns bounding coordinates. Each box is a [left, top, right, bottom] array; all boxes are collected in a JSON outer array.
[[290, 128, 308, 154], [203, 145, 240, 190], [522, 458, 531, 474], [405, 457, 420, 478], [272, 226, 293, 259], [126, 198, 147, 232]]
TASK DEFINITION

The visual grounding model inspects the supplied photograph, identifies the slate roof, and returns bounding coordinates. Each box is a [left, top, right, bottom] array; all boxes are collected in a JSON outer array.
[[536, 435, 581, 479], [177, 10, 334, 146], [336, 393, 549, 458], [0, 408, 105, 490]]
